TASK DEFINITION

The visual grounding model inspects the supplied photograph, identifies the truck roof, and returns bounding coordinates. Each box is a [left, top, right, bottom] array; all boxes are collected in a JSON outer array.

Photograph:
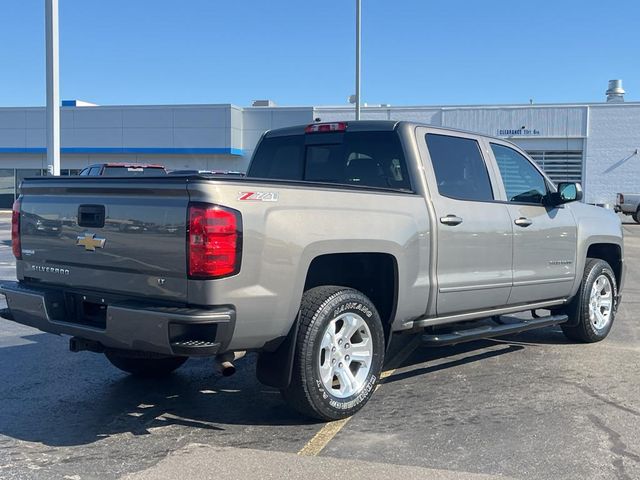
[[264, 120, 400, 137], [263, 120, 509, 143]]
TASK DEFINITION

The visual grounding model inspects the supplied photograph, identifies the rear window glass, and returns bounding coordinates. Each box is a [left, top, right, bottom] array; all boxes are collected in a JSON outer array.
[[102, 167, 167, 177], [247, 131, 412, 191], [248, 136, 305, 181]]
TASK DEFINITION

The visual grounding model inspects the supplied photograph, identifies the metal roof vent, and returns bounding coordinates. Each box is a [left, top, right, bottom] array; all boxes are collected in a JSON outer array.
[[252, 99, 277, 107], [606, 79, 625, 103]]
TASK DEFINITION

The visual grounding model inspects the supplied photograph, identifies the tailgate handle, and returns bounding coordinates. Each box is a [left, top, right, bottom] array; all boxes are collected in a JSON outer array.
[[78, 205, 105, 228]]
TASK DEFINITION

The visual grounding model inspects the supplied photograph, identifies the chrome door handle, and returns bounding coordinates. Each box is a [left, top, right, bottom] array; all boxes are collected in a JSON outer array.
[[440, 215, 463, 226], [514, 217, 533, 227]]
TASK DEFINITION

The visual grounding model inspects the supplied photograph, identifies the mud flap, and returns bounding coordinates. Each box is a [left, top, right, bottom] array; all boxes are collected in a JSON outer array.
[[256, 313, 300, 389]]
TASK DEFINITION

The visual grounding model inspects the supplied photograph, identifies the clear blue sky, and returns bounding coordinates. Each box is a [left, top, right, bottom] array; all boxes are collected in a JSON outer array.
[[1, 0, 639, 107]]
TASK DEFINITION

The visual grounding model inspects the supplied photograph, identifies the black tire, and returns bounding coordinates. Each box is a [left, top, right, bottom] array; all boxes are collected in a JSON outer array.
[[560, 258, 617, 343], [633, 208, 640, 223], [105, 352, 188, 378], [281, 286, 385, 421]]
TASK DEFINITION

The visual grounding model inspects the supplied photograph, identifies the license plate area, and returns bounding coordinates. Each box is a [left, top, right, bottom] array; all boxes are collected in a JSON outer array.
[[61, 293, 108, 329]]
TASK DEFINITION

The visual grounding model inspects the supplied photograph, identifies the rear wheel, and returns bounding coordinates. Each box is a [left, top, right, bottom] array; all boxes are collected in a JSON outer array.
[[560, 258, 617, 343], [281, 286, 385, 421], [633, 208, 640, 223], [105, 352, 188, 377]]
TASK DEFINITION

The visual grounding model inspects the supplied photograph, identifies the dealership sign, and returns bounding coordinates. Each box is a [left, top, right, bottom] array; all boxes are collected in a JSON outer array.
[[496, 128, 541, 136]]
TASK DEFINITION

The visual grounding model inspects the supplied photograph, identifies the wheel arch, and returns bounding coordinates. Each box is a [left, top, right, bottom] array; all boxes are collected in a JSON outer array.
[[303, 252, 399, 345], [256, 252, 399, 390], [586, 243, 623, 288]]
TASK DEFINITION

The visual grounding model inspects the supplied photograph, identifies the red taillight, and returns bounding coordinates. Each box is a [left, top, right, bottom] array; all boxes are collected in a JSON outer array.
[[305, 122, 347, 134], [188, 203, 241, 278], [11, 198, 21, 259]]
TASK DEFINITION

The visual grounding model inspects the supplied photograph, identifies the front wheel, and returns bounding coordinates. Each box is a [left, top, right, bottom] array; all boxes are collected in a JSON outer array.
[[105, 351, 188, 378], [633, 208, 640, 223], [561, 258, 618, 343], [281, 286, 385, 421]]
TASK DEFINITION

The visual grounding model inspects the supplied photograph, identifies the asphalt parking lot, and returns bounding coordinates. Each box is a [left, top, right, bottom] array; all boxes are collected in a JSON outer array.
[[1, 211, 639, 480]]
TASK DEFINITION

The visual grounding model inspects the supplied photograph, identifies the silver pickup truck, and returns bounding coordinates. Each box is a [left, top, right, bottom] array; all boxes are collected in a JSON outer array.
[[615, 193, 640, 222], [1, 121, 625, 420]]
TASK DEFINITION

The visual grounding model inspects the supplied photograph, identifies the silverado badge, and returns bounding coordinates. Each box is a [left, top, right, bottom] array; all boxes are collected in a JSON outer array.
[[76, 233, 106, 252]]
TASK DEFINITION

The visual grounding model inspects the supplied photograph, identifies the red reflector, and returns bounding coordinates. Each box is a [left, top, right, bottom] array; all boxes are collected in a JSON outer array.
[[188, 203, 241, 278], [11, 198, 21, 259], [305, 122, 347, 134]]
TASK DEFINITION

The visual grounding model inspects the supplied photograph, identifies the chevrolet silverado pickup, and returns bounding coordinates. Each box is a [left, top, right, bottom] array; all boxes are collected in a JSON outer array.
[[0, 121, 625, 420]]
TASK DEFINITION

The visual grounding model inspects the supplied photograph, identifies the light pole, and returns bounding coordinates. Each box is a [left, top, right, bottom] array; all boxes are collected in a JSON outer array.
[[355, 0, 361, 120], [45, 0, 60, 176]]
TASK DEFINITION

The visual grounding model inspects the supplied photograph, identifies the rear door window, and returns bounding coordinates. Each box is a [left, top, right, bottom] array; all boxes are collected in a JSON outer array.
[[425, 133, 494, 202]]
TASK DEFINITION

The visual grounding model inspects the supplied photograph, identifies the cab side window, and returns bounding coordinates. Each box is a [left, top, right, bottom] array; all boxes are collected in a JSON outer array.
[[425, 133, 494, 202], [491, 144, 548, 204]]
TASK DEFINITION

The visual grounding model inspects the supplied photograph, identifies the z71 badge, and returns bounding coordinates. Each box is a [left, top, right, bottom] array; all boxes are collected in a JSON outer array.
[[238, 191, 279, 202]]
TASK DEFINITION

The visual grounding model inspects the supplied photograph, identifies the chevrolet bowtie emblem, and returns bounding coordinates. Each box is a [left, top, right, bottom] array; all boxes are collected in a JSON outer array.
[[76, 233, 106, 252]]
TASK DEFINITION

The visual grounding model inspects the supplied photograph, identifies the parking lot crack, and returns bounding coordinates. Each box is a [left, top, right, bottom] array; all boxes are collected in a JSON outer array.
[[588, 414, 640, 480], [562, 379, 640, 418]]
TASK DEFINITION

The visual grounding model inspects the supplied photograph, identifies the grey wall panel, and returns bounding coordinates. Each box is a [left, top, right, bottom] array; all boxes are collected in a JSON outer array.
[[230, 128, 242, 151], [173, 127, 228, 148], [173, 107, 228, 128], [230, 107, 243, 131], [584, 105, 640, 204], [0, 110, 26, 129], [25, 110, 45, 129], [312, 106, 587, 136], [123, 108, 173, 128], [26, 129, 46, 148], [63, 128, 123, 147], [389, 109, 442, 124], [73, 108, 123, 128], [0, 129, 26, 148], [442, 107, 587, 138], [122, 128, 174, 148]]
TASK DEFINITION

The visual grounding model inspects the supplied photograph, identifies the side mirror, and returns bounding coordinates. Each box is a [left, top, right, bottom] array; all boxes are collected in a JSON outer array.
[[547, 182, 583, 206]]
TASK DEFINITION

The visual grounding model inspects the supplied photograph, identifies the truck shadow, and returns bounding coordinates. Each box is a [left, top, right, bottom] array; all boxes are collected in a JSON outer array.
[[383, 326, 573, 386], [383, 342, 526, 385], [0, 325, 573, 448], [0, 332, 317, 448]]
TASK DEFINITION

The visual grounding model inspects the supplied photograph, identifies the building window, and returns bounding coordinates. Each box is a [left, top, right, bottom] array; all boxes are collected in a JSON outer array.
[[0, 169, 14, 208]]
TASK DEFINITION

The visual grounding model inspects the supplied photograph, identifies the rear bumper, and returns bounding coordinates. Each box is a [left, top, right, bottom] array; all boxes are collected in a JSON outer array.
[[0, 281, 235, 357]]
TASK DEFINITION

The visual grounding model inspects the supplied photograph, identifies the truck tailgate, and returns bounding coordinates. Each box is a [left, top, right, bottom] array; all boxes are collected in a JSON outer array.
[[17, 177, 190, 302]]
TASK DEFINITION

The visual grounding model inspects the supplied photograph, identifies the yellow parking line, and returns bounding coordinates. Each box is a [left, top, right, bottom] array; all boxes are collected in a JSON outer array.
[[297, 417, 351, 456], [298, 335, 421, 456]]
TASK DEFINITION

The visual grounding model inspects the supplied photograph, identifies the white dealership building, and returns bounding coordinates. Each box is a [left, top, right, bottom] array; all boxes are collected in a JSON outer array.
[[0, 81, 638, 207]]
